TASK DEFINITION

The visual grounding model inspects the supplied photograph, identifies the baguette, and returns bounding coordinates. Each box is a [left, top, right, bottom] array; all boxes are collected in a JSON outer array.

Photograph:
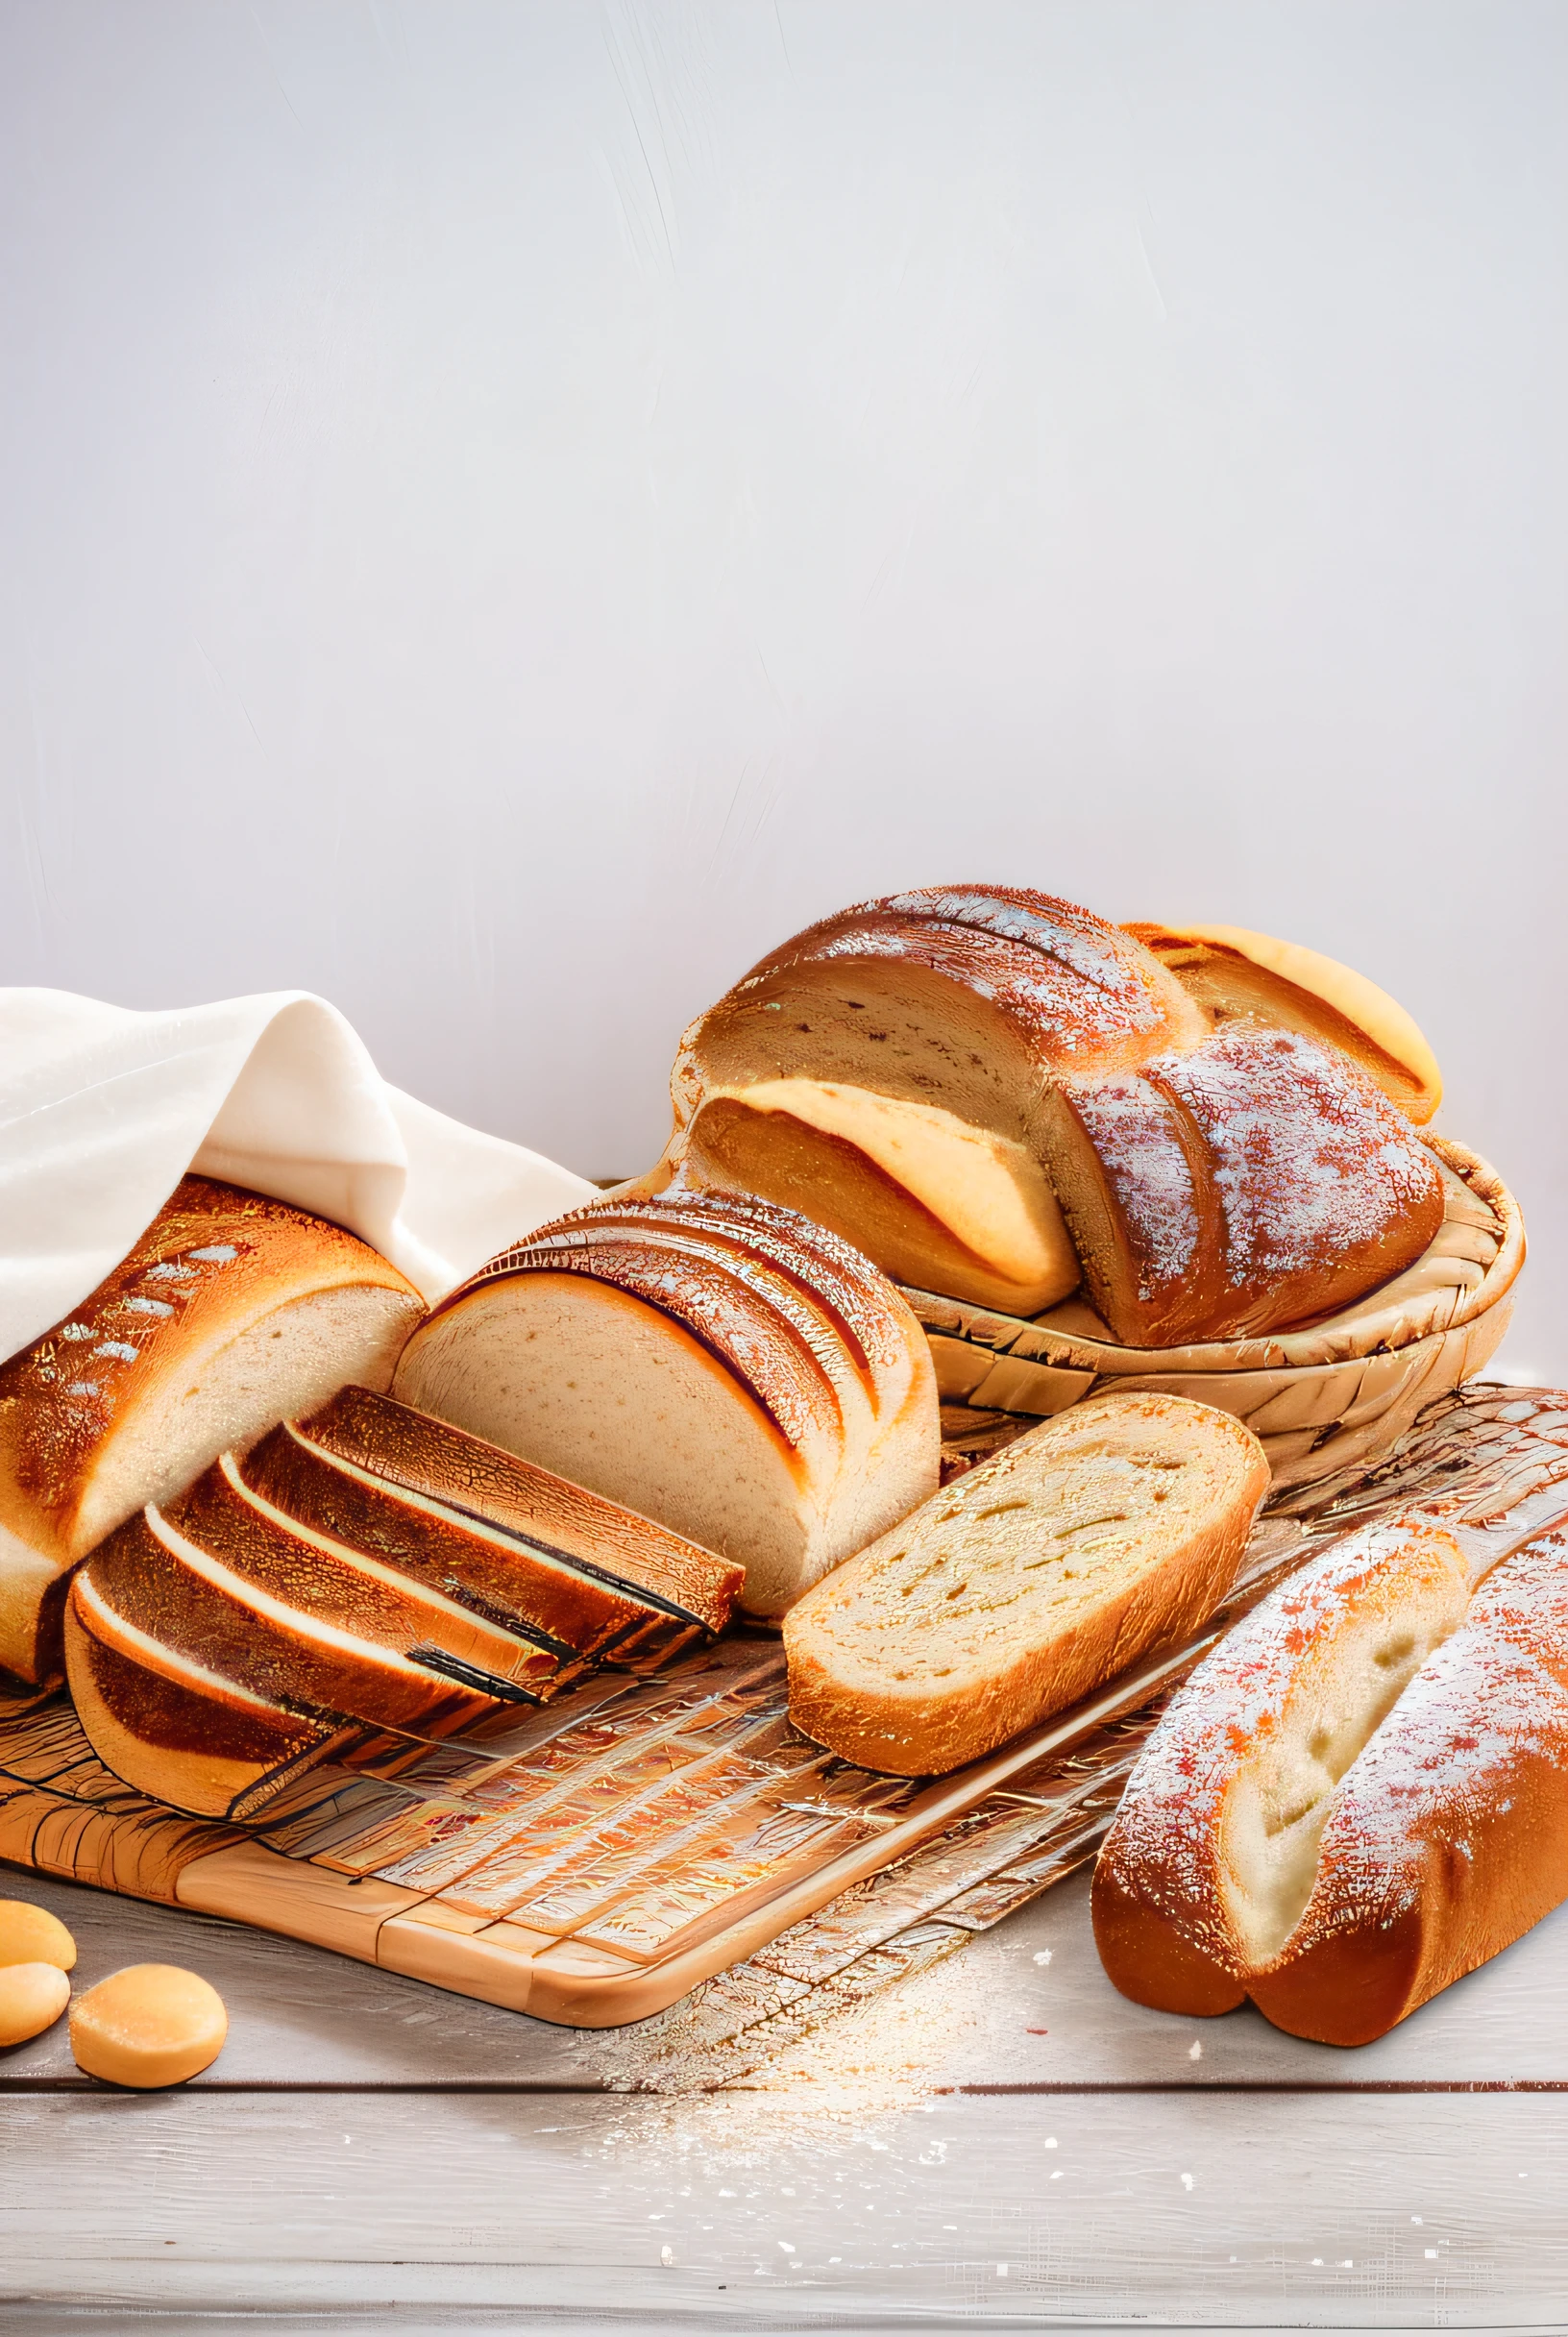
[[0, 1176, 425, 1684], [1092, 1522, 1568, 2044], [784, 1392, 1270, 1775], [393, 1192, 940, 1615]]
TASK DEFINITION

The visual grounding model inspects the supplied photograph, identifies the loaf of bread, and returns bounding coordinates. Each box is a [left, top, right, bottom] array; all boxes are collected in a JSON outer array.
[[392, 1190, 942, 1616], [0, 1177, 426, 1685], [784, 1392, 1270, 1775], [1091, 1520, 1568, 2044], [1124, 922, 1442, 1124], [649, 886, 1445, 1344], [67, 1390, 739, 1818]]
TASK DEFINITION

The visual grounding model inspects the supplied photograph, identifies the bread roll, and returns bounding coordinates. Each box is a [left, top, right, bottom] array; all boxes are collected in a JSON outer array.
[[1125, 922, 1442, 1123], [393, 1191, 941, 1616], [0, 1177, 425, 1684], [784, 1392, 1269, 1775], [650, 886, 1445, 1344], [1092, 1523, 1568, 2044]]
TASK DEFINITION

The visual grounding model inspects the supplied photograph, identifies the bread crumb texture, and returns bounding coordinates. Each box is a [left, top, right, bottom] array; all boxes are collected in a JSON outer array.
[[785, 1393, 1267, 1774]]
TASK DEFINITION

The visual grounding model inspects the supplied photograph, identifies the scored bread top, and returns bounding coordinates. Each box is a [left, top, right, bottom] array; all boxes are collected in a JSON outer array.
[[1045, 1027, 1445, 1344], [292, 1384, 741, 1635], [408, 1192, 925, 1482], [669, 886, 1211, 1149], [784, 1391, 1269, 1776], [0, 1176, 424, 1569]]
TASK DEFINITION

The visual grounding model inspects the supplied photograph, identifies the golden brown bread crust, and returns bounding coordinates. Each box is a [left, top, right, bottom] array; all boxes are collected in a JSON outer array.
[[82, 1500, 503, 1736], [296, 1386, 741, 1636], [241, 1417, 685, 1662], [1093, 1528, 1568, 2045], [0, 1175, 425, 1682], [63, 1593, 344, 1820], [656, 887, 1447, 1348]]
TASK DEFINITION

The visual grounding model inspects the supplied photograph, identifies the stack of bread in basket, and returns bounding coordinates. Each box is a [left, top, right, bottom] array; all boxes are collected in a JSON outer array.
[[1, 884, 1554, 2049]]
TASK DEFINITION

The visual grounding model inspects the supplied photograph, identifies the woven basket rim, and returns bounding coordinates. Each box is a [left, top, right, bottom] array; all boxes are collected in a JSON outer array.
[[903, 1134, 1524, 1377]]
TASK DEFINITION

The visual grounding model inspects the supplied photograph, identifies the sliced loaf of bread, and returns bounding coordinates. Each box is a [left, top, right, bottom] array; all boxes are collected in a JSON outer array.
[[784, 1392, 1270, 1775], [392, 1192, 941, 1615]]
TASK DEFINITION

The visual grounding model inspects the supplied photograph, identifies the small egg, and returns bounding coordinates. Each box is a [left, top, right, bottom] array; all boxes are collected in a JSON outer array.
[[0, 1900, 76, 1972], [0, 1961, 71, 2047], [70, 1964, 228, 2089]]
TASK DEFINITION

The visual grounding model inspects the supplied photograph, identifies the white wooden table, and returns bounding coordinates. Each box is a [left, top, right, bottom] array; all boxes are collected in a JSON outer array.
[[4, 1846, 1565, 2334]]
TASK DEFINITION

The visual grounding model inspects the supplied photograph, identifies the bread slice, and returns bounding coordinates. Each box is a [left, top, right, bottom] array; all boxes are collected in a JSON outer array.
[[288, 1385, 740, 1637], [0, 1176, 425, 1684], [783, 1392, 1270, 1775], [1093, 1524, 1568, 2044], [1125, 922, 1442, 1124], [393, 1193, 940, 1615], [63, 1582, 349, 1821]]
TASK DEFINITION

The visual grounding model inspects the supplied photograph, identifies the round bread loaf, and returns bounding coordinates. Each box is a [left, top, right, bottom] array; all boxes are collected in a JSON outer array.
[[649, 886, 1446, 1346]]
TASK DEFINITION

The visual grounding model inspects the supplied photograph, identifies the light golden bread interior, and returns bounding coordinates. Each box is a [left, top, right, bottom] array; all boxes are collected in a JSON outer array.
[[0, 1176, 425, 1685], [1125, 922, 1442, 1123], [783, 1392, 1269, 1776], [1093, 1523, 1568, 2044], [393, 1195, 940, 1616]]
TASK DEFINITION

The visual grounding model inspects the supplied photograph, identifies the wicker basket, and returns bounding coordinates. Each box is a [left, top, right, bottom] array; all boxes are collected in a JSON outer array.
[[908, 1137, 1524, 1494]]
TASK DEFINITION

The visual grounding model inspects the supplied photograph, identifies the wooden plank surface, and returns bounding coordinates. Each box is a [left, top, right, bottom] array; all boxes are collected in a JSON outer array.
[[5, 1860, 1568, 2092], [5, 1861, 1568, 2328]]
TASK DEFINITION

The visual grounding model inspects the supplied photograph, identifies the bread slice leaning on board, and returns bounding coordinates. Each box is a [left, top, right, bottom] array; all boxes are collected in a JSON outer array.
[[66, 1387, 740, 1819], [393, 1190, 942, 1617], [783, 1392, 1270, 1776], [648, 885, 1445, 1343], [1092, 1519, 1568, 2044], [0, 1177, 426, 1686]]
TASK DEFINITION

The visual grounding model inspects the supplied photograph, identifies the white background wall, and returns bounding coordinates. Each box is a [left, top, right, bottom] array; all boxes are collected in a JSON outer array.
[[3, 1, 1564, 1373]]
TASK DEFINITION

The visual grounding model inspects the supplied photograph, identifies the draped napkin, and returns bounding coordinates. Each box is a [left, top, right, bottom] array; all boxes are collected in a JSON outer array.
[[0, 988, 596, 1365]]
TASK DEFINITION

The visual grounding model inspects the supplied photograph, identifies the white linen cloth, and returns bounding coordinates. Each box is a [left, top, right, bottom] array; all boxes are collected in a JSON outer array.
[[0, 988, 597, 1365]]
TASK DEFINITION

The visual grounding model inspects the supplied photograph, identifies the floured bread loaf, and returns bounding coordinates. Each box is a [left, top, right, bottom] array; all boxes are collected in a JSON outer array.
[[393, 1191, 941, 1616], [648, 886, 1445, 1343], [784, 1392, 1269, 1775], [1092, 1522, 1568, 2044], [67, 1392, 738, 1818], [1124, 922, 1442, 1124], [0, 1177, 425, 1685]]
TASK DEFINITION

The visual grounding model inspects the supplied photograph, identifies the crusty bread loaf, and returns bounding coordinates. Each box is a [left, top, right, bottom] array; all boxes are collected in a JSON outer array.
[[649, 886, 1445, 1344], [783, 1392, 1270, 1775], [1092, 1522, 1568, 2044], [392, 1191, 941, 1616], [282, 1385, 740, 1637], [0, 1177, 425, 1685], [1124, 922, 1442, 1124], [66, 1388, 741, 1817]]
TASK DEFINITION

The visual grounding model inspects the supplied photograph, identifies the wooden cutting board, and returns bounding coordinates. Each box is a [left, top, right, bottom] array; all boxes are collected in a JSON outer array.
[[2, 1383, 1565, 2031]]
